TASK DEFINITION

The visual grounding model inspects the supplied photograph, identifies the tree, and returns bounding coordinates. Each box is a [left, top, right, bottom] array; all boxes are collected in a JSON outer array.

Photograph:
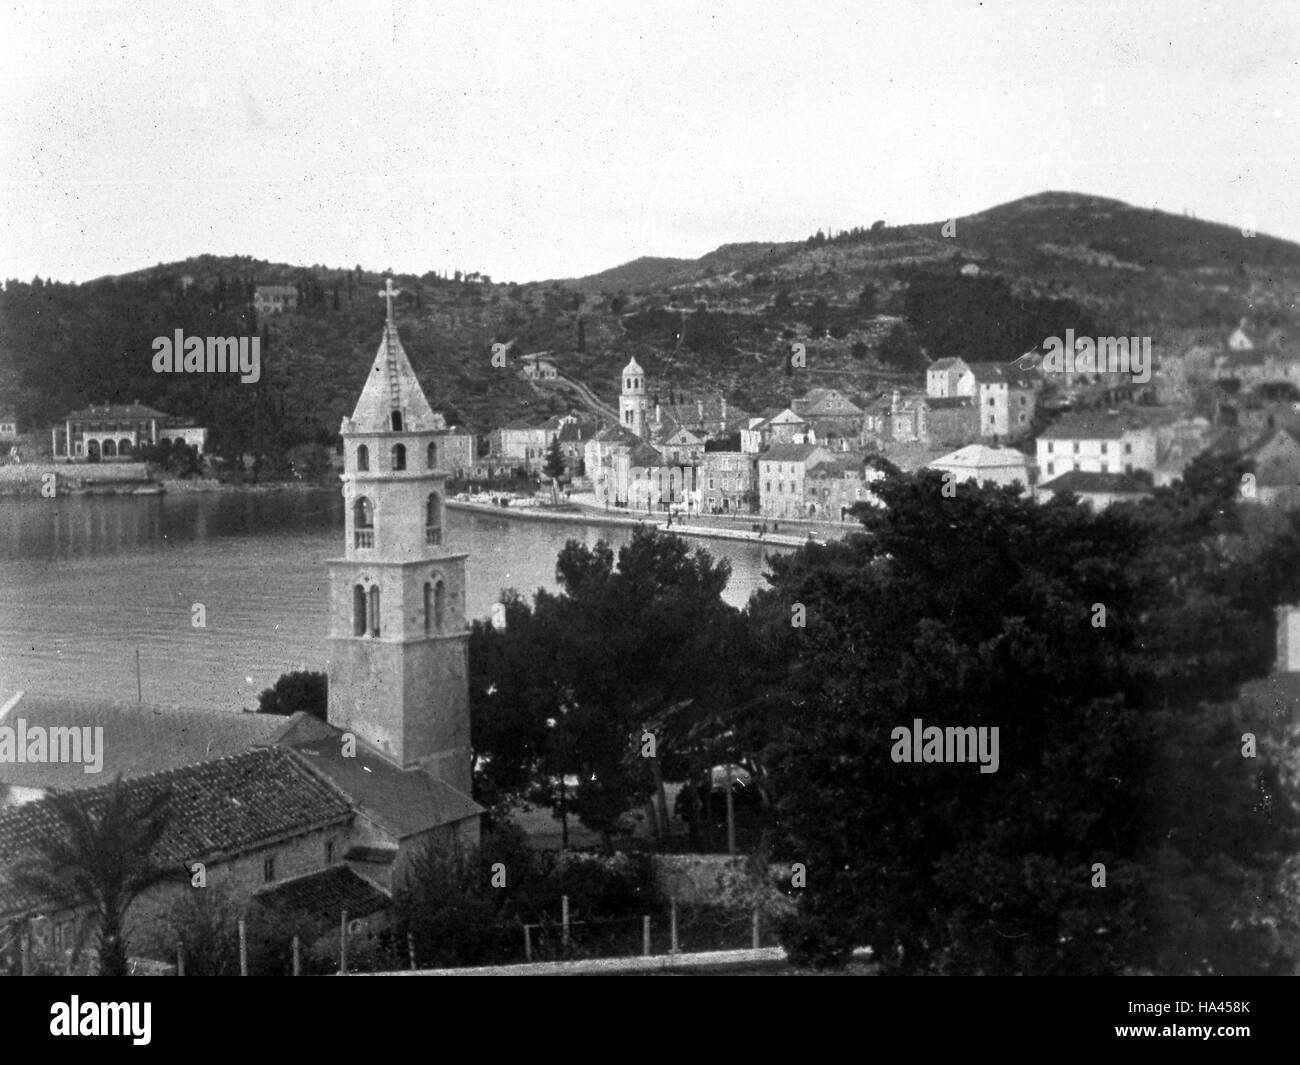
[[14, 778, 174, 976], [543, 437, 566, 505], [471, 529, 758, 851], [576, 316, 586, 353], [876, 323, 926, 372], [755, 461, 1300, 974], [255, 670, 327, 720], [857, 284, 877, 316]]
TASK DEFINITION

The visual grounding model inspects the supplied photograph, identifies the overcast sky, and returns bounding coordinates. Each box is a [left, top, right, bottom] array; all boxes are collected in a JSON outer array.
[[1, 0, 1296, 284]]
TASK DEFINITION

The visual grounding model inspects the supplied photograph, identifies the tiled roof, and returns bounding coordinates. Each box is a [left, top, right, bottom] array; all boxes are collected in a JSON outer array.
[[255, 865, 390, 925], [759, 443, 824, 463], [0, 747, 353, 919], [285, 732, 481, 840], [968, 362, 1038, 387], [628, 443, 665, 467], [1038, 471, 1151, 495], [927, 357, 966, 372], [0, 693, 307, 792], [501, 419, 537, 431], [63, 403, 171, 422], [930, 444, 1032, 470]]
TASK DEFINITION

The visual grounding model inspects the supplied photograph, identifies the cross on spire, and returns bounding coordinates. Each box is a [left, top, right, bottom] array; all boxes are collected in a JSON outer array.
[[379, 278, 402, 324]]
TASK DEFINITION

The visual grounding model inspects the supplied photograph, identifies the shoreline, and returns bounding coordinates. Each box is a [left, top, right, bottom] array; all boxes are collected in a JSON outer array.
[[447, 498, 820, 547]]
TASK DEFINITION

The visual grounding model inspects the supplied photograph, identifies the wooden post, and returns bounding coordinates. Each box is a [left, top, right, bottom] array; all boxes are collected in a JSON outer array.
[[176, 943, 185, 976], [561, 896, 570, 950], [752, 906, 760, 949], [524, 924, 533, 963], [339, 911, 348, 975], [642, 915, 651, 957], [238, 919, 247, 976], [726, 766, 736, 856], [292, 935, 301, 976], [407, 932, 416, 971], [670, 898, 679, 955]]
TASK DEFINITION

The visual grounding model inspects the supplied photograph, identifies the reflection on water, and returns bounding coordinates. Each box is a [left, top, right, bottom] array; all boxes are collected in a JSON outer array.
[[0, 490, 786, 712]]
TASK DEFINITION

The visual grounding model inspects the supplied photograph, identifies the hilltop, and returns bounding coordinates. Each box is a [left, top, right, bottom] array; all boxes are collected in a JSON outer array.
[[2, 191, 1297, 468]]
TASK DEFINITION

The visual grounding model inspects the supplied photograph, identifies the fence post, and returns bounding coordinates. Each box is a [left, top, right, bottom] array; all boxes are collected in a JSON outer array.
[[292, 935, 301, 976], [407, 932, 416, 971], [238, 919, 247, 976], [670, 898, 679, 955], [176, 942, 185, 976], [752, 906, 760, 949], [524, 924, 533, 963], [339, 911, 348, 975], [561, 895, 570, 950], [643, 915, 651, 957]]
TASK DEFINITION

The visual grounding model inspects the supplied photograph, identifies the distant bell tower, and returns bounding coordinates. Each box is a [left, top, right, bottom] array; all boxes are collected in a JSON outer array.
[[620, 356, 648, 438], [326, 279, 471, 793]]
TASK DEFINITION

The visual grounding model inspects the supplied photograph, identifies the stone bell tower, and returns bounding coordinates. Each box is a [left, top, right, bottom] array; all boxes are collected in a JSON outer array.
[[326, 279, 471, 793]]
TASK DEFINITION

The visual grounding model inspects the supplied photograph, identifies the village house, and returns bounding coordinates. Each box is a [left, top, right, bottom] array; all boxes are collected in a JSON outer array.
[[927, 443, 1035, 494], [555, 414, 600, 476], [50, 402, 207, 461], [1244, 426, 1300, 508], [758, 443, 835, 518], [430, 425, 476, 479], [1035, 411, 1161, 482], [520, 352, 559, 380], [699, 447, 756, 515], [584, 424, 639, 505], [0, 411, 17, 442], [489, 419, 554, 471], [624, 442, 698, 513], [253, 285, 298, 316], [741, 408, 814, 453], [1035, 470, 1153, 510], [792, 388, 864, 447], [925, 357, 1038, 438], [804, 454, 887, 520]]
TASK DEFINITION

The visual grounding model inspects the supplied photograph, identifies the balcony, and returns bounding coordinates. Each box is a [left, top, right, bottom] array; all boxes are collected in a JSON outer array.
[[426, 526, 442, 547], [354, 530, 374, 549]]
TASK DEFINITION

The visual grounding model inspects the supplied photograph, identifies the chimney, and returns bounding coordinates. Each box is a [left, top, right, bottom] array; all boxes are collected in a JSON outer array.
[[1276, 605, 1300, 673]]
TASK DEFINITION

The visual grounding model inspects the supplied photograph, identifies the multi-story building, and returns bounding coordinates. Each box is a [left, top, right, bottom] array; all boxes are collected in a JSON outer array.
[[699, 449, 756, 514], [804, 454, 887, 520], [757, 443, 834, 518], [489, 419, 554, 471], [1035, 411, 1159, 482], [50, 402, 207, 461], [253, 285, 298, 316], [928, 443, 1035, 494]]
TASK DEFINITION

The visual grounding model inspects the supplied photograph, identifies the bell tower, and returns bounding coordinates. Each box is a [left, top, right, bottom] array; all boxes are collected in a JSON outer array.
[[620, 356, 648, 438], [326, 279, 472, 793]]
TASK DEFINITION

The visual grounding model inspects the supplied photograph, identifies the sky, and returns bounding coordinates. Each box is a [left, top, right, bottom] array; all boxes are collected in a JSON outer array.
[[1, 0, 1296, 284]]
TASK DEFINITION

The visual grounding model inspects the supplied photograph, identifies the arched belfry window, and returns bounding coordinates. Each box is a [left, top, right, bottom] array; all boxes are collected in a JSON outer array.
[[427, 441, 437, 469], [425, 577, 446, 633], [391, 411, 403, 431], [354, 497, 374, 548], [368, 585, 380, 637], [426, 492, 442, 546], [356, 444, 369, 471], [353, 584, 367, 636], [392, 443, 406, 471]]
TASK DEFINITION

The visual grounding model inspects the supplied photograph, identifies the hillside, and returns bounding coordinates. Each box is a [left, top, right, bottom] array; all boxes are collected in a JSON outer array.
[[2, 191, 1297, 469]]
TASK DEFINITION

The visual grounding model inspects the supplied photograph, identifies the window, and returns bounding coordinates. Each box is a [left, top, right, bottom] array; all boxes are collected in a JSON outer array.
[[263, 856, 275, 882], [356, 444, 369, 471], [1074, 462, 1081, 472], [354, 497, 374, 548], [392, 443, 406, 470], [1124, 443, 1133, 454], [391, 411, 403, 431], [368, 585, 380, 637], [1125, 463, 1133, 474], [988, 397, 995, 406], [353, 584, 367, 635], [427, 441, 437, 469], [1101, 443, 1108, 454], [426, 493, 442, 546], [1073, 443, 1080, 454], [1047, 443, 1054, 454]]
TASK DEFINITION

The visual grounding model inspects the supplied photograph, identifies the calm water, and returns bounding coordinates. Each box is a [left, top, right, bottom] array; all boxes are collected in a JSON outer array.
[[0, 490, 785, 712]]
